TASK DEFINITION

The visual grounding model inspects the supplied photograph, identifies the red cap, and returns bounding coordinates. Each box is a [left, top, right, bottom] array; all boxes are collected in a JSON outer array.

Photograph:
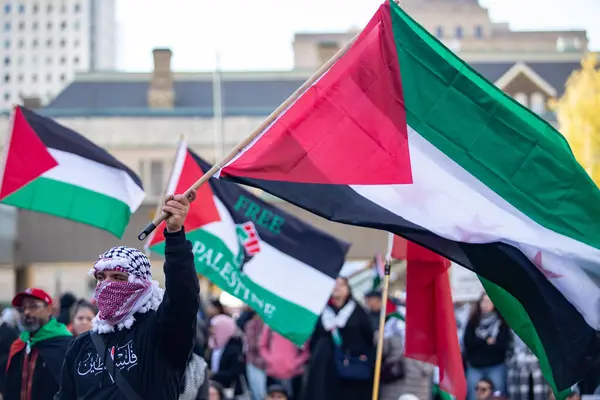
[[12, 288, 53, 307]]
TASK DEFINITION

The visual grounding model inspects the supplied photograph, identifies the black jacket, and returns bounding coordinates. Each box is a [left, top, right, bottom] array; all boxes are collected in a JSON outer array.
[[4, 335, 72, 400], [211, 336, 246, 396], [302, 301, 375, 400], [54, 228, 200, 400], [463, 318, 511, 368], [0, 322, 19, 395]]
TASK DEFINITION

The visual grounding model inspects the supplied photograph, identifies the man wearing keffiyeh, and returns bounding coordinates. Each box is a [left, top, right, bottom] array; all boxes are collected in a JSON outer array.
[[55, 192, 201, 400]]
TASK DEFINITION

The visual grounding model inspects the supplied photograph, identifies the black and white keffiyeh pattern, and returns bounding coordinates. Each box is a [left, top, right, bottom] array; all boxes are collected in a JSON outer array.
[[92, 246, 154, 280], [89, 246, 164, 333]]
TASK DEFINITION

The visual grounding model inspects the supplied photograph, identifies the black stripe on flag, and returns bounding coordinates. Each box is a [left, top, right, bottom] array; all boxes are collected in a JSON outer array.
[[224, 175, 600, 392], [189, 151, 349, 280], [19, 107, 143, 189]]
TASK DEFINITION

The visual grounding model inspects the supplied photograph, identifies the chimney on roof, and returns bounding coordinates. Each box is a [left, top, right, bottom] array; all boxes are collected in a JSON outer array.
[[21, 96, 42, 109], [147, 48, 175, 109]]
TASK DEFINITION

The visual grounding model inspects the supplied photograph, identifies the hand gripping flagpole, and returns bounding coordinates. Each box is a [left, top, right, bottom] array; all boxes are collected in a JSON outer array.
[[137, 32, 361, 241], [372, 232, 395, 400]]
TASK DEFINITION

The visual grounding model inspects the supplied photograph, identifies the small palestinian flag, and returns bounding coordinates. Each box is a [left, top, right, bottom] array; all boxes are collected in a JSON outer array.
[[218, 1, 600, 395], [236, 221, 261, 256], [370, 253, 385, 292], [146, 143, 349, 345], [0, 106, 144, 238]]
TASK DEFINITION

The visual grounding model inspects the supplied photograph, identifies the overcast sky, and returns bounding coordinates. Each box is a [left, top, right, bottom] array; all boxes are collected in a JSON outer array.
[[115, 0, 600, 72]]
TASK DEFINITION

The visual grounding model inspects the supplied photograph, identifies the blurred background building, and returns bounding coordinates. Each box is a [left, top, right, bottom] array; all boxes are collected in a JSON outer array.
[[0, 0, 117, 110]]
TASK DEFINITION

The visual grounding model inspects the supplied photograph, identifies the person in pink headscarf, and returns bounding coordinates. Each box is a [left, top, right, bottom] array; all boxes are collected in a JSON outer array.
[[208, 314, 247, 398]]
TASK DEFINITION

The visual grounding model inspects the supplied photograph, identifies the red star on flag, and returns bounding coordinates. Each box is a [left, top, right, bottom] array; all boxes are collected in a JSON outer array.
[[532, 251, 563, 279]]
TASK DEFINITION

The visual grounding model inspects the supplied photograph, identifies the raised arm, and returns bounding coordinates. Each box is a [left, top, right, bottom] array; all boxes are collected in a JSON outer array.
[[155, 193, 201, 370]]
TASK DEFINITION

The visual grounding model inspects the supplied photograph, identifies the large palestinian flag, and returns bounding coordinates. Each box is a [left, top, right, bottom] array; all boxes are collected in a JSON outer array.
[[0, 106, 144, 238], [218, 0, 600, 395], [146, 144, 349, 345]]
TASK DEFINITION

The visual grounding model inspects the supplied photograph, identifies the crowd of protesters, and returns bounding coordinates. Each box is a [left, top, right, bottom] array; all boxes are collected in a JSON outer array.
[[0, 283, 591, 400], [0, 193, 594, 400]]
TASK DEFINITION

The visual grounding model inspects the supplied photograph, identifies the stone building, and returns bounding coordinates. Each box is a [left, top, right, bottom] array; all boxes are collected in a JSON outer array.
[[0, 0, 590, 302]]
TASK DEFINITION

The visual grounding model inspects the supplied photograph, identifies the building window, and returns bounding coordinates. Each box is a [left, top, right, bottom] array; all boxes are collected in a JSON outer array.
[[33, 4, 38, 13], [4, 74, 10, 83], [3, 92, 9, 102], [150, 160, 165, 197], [18, 22, 25, 30], [46, 56, 52, 64], [18, 74, 23, 82], [60, 73, 66, 82], [46, 73, 52, 82], [60, 21, 67, 30], [4, 4, 10, 14], [74, 3, 81, 12], [47, 21, 53, 30], [47, 4, 53, 13], [60, 39, 66, 48], [474, 25, 484, 38], [435, 26, 444, 38], [74, 56, 80, 65], [556, 37, 565, 52], [74, 21, 80, 30], [74, 39, 80, 47], [514, 92, 528, 107], [60, 56, 66, 65], [60, 4, 66, 13], [18, 39, 24, 48], [3, 40, 9, 49], [4, 22, 10, 31], [18, 4, 25, 13], [573, 37, 583, 49], [455, 26, 463, 39], [32, 39, 39, 48], [32, 74, 38, 83], [3, 57, 9, 66], [33, 21, 38, 30], [317, 42, 339, 64], [530, 92, 545, 114]]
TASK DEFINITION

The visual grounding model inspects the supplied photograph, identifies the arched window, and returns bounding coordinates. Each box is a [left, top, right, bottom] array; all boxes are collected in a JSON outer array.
[[435, 26, 444, 38], [530, 92, 545, 114], [455, 26, 463, 39], [474, 25, 484, 39], [514, 93, 528, 107]]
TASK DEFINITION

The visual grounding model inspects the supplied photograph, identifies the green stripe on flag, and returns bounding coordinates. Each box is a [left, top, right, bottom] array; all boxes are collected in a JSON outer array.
[[433, 384, 455, 400], [1, 177, 132, 238], [479, 277, 570, 399], [150, 227, 318, 345], [389, 0, 600, 251]]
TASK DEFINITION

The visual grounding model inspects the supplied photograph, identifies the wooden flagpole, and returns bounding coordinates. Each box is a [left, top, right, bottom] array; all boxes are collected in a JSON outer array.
[[152, 133, 186, 219], [142, 133, 186, 255], [372, 232, 395, 400], [137, 32, 360, 241]]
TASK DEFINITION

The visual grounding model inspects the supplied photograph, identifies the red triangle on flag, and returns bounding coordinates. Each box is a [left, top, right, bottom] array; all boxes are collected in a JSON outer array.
[[147, 148, 221, 247], [0, 107, 58, 200], [221, 6, 412, 185]]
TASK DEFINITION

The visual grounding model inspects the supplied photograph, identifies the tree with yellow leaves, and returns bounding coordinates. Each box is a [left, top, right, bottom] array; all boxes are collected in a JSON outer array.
[[551, 53, 600, 186]]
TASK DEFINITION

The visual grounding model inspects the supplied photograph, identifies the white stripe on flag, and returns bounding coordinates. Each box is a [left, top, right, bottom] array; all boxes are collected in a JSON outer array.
[[351, 126, 600, 330], [44, 149, 145, 212], [203, 197, 336, 315]]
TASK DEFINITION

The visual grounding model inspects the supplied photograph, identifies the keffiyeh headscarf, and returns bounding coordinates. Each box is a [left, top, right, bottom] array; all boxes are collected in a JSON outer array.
[[89, 246, 164, 333]]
